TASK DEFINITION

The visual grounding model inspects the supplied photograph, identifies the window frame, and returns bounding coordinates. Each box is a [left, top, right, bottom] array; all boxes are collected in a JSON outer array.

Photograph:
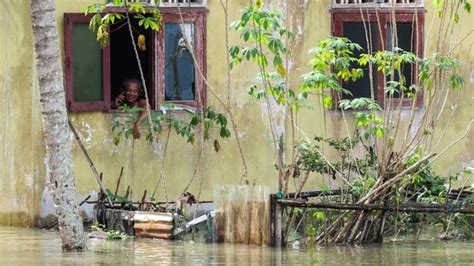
[[64, 13, 111, 112], [331, 9, 425, 108], [63, 7, 207, 112], [157, 8, 207, 108]]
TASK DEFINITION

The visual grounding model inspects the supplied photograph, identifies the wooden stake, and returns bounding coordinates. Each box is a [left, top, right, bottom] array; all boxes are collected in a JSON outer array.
[[114, 167, 124, 200], [139, 190, 147, 211], [68, 119, 113, 206]]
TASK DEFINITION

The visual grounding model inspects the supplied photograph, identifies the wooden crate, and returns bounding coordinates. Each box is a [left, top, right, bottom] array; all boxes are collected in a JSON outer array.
[[133, 211, 174, 239]]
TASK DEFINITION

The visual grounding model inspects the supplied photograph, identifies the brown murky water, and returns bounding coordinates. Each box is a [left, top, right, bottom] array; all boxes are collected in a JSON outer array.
[[1, 226, 473, 265]]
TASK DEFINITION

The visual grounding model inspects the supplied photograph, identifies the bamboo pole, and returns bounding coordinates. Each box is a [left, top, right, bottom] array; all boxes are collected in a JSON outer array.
[[276, 200, 474, 214], [68, 119, 113, 206]]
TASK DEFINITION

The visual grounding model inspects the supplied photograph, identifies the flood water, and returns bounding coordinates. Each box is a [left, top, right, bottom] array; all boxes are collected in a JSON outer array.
[[1, 226, 474, 265]]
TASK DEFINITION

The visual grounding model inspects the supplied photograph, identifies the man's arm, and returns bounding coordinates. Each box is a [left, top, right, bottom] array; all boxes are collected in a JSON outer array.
[[132, 99, 150, 139], [112, 92, 125, 109]]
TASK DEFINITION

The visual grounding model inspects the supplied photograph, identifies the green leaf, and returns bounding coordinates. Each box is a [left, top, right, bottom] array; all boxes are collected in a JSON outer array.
[[313, 211, 326, 222], [319, 183, 331, 193], [463, 167, 473, 175], [464, 1, 472, 13], [229, 46, 240, 58], [322, 95, 333, 109], [217, 114, 227, 127], [190, 115, 199, 126], [273, 54, 283, 67], [219, 127, 231, 138], [268, 38, 284, 54], [449, 74, 464, 89], [257, 54, 268, 67], [204, 118, 212, 131], [129, 2, 146, 13]]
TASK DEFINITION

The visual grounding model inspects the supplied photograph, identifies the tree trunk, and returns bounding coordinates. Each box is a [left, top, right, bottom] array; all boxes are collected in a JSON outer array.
[[29, 0, 86, 251]]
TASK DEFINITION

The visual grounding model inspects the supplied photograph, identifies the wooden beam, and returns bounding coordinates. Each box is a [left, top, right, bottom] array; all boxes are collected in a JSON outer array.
[[276, 200, 474, 214]]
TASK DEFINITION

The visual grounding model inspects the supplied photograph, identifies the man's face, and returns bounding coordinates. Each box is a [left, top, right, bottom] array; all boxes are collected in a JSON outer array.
[[125, 83, 140, 103]]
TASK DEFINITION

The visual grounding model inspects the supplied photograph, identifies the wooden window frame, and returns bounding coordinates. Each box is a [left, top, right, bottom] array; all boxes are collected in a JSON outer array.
[[64, 8, 207, 112], [64, 13, 111, 112], [157, 8, 207, 109], [331, 9, 425, 108]]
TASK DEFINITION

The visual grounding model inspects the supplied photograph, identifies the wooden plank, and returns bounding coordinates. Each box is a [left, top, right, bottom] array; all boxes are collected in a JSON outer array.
[[135, 231, 172, 239], [275, 200, 283, 248], [277, 200, 474, 214], [133, 211, 173, 222], [285, 189, 342, 199], [270, 194, 276, 247], [134, 222, 173, 231]]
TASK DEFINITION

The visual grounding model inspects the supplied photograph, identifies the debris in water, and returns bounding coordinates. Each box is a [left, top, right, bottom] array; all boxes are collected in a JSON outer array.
[[88, 231, 108, 239], [438, 234, 454, 241]]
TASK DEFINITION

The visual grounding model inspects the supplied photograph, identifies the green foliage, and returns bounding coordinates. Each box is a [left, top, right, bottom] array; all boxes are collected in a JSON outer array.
[[402, 154, 447, 203], [170, 107, 231, 144], [434, 0, 471, 23], [111, 106, 231, 145], [111, 105, 143, 143], [339, 98, 385, 140], [297, 132, 377, 180], [229, 1, 474, 245], [85, 0, 162, 47], [448, 213, 474, 239], [300, 209, 338, 244], [229, 2, 298, 108], [300, 37, 366, 108], [351, 175, 376, 196], [419, 54, 464, 91], [91, 222, 128, 240], [105, 188, 132, 204]]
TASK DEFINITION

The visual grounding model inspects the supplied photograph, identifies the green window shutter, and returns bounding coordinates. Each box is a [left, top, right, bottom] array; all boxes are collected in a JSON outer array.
[[72, 23, 103, 102], [64, 13, 110, 112]]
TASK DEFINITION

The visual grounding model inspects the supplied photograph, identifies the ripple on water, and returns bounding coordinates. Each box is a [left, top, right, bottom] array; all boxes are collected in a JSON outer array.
[[1, 227, 474, 265]]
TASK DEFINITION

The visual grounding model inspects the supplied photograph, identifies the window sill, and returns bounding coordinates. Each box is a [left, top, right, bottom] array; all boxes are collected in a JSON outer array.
[[160, 104, 197, 114], [107, 103, 197, 115]]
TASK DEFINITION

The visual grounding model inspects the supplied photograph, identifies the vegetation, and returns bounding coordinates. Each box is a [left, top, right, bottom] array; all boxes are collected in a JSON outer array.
[[230, 0, 473, 245], [81, 0, 473, 246], [85, 0, 235, 205], [91, 222, 128, 240], [111, 105, 230, 145]]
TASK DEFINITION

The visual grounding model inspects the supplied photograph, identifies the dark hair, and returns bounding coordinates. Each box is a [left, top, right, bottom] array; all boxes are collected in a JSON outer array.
[[122, 78, 144, 98]]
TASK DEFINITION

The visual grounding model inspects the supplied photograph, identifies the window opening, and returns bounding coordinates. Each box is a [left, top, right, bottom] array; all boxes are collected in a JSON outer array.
[[64, 10, 207, 112], [110, 18, 154, 108], [386, 22, 414, 98], [332, 0, 422, 8], [342, 22, 379, 100], [332, 10, 424, 107]]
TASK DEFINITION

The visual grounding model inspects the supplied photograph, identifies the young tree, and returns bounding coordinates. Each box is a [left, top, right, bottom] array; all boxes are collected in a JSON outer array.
[[30, 0, 86, 251]]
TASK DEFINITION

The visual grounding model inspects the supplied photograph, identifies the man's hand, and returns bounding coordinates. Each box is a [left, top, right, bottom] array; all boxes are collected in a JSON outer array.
[[114, 92, 125, 108], [133, 122, 141, 139]]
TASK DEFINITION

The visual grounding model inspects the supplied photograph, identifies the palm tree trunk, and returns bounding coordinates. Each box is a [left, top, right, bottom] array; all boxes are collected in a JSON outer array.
[[29, 0, 86, 251]]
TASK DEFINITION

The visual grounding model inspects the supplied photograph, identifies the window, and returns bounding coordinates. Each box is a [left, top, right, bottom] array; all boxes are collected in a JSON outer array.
[[64, 8, 207, 112], [160, 0, 208, 6], [332, 0, 423, 9], [331, 8, 424, 107]]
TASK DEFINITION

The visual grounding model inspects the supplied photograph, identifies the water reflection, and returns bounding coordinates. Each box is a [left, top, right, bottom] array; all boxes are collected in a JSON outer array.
[[1, 227, 473, 265]]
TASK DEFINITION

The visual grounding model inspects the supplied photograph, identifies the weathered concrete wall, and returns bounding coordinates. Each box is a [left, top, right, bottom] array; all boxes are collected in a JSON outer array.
[[54, 0, 288, 205], [0, 0, 45, 226], [0, 0, 472, 226], [423, 3, 474, 176]]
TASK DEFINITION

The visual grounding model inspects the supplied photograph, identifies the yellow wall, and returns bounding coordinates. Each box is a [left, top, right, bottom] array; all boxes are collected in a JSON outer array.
[[0, 0, 45, 226], [0, 0, 472, 226]]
